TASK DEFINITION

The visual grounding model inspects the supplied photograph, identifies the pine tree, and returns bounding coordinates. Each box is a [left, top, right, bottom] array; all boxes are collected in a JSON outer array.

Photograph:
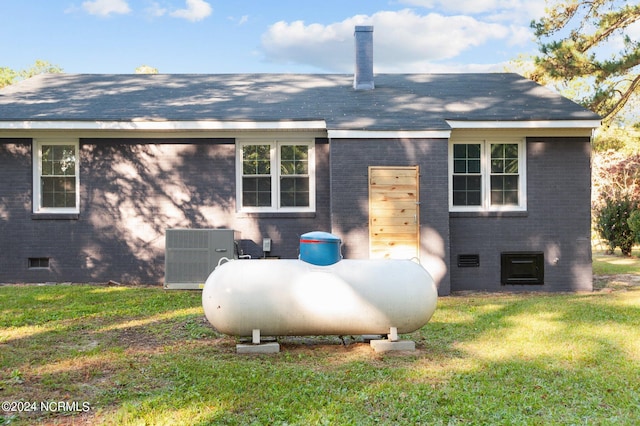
[[529, 0, 640, 125]]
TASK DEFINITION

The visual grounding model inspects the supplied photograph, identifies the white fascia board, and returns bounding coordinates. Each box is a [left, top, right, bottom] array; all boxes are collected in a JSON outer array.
[[446, 120, 601, 129], [0, 120, 327, 131], [328, 129, 451, 139]]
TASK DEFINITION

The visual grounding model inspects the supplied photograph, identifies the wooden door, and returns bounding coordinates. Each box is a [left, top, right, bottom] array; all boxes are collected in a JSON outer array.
[[369, 166, 420, 260]]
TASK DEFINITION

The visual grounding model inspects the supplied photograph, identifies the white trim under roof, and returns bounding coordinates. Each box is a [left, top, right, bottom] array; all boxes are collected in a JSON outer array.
[[0, 120, 327, 131], [328, 129, 451, 139], [446, 120, 601, 129]]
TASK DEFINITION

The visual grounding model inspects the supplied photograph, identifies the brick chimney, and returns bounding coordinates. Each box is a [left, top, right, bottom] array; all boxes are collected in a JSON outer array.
[[353, 26, 374, 90]]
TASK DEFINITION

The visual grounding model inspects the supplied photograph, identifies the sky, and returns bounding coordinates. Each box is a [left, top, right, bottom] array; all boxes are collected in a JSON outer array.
[[0, 0, 549, 75]]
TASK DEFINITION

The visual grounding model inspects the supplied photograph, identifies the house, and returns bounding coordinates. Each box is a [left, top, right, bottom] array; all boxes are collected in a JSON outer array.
[[0, 27, 600, 295]]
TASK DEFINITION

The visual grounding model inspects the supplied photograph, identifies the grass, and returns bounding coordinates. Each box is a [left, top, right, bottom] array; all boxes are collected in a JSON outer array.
[[1, 278, 639, 425], [593, 249, 640, 275]]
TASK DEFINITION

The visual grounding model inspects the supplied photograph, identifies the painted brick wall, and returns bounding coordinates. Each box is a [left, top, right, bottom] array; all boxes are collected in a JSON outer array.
[[0, 140, 44, 282], [449, 137, 592, 292], [0, 138, 330, 284], [0, 139, 90, 284], [1, 135, 591, 291], [329, 138, 451, 295]]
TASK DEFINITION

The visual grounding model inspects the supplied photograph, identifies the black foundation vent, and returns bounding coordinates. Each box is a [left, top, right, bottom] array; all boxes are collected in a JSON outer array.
[[458, 254, 480, 268], [501, 252, 544, 285], [28, 257, 50, 269]]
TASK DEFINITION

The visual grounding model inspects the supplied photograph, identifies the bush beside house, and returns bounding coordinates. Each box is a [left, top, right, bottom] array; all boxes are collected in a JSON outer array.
[[593, 149, 640, 255]]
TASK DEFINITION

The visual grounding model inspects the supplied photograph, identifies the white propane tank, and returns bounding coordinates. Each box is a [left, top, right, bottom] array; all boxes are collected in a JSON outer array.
[[202, 258, 437, 337]]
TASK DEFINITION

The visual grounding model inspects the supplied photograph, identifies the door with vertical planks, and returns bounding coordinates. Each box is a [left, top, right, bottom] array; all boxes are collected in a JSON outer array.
[[368, 166, 420, 260]]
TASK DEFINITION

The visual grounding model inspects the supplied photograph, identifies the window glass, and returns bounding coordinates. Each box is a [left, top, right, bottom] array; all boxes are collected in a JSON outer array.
[[281, 177, 310, 207], [242, 177, 272, 207], [242, 145, 270, 175], [280, 145, 309, 174], [242, 145, 272, 208], [453, 175, 481, 206], [280, 145, 310, 208], [490, 143, 519, 206], [40, 144, 77, 209], [452, 143, 482, 206]]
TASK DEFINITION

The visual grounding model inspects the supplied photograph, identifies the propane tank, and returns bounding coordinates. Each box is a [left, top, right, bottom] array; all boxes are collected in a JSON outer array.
[[202, 258, 437, 337]]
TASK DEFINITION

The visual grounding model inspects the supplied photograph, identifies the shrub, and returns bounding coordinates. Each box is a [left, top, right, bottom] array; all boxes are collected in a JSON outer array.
[[592, 150, 640, 255], [628, 210, 640, 244], [592, 151, 640, 211], [593, 133, 625, 152], [594, 196, 636, 255]]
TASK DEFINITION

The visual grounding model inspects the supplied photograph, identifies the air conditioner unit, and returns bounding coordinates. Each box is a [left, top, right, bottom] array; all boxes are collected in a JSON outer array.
[[164, 229, 239, 290]]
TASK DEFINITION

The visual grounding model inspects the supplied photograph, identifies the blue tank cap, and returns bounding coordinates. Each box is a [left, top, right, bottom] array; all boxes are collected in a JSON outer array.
[[299, 231, 342, 266], [300, 231, 341, 243]]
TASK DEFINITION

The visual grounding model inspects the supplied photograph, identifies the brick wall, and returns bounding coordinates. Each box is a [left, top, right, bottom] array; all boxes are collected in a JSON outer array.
[[329, 138, 451, 295], [449, 137, 592, 292], [1, 135, 592, 292], [0, 138, 330, 284]]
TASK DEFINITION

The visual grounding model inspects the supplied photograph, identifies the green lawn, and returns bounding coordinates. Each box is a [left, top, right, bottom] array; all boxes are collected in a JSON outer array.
[[1, 280, 639, 425], [593, 250, 640, 275]]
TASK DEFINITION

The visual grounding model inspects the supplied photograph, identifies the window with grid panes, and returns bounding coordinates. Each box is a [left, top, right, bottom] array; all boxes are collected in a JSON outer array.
[[450, 140, 525, 212], [237, 140, 315, 212], [33, 140, 80, 214]]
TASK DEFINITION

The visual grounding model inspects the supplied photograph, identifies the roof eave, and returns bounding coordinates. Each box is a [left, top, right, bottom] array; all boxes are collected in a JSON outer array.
[[0, 119, 328, 131], [327, 129, 451, 139], [446, 119, 602, 129]]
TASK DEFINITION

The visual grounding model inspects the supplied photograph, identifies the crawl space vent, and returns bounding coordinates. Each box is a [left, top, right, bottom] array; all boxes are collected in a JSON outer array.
[[458, 254, 480, 268], [501, 252, 544, 285]]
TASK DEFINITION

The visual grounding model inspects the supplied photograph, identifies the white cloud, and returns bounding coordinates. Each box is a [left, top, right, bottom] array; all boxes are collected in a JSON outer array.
[[398, 0, 547, 24], [170, 0, 212, 22], [82, 0, 131, 17], [399, 0, 498, 15], [507, 24, 534, 46], [228, 15, 249, 25], [145, 1, 167, 18], [261, 9, 512, 72], [486, 3, 547, 25]]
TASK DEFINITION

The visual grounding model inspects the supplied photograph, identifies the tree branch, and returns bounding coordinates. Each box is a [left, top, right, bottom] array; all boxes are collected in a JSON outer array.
[[601, 75, 640, 124]]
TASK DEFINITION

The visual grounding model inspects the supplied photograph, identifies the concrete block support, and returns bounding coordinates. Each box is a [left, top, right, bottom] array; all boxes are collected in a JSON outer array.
[[370, 340, 416, 352], [236, 342, 280, 354]]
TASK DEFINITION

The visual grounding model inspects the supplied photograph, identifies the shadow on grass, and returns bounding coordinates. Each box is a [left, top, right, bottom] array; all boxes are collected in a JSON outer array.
[[1, 285, 639, 425]]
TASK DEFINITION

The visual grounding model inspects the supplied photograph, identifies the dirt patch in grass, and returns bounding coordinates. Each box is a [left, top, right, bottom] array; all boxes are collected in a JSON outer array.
[[593, 273, 640, 291]]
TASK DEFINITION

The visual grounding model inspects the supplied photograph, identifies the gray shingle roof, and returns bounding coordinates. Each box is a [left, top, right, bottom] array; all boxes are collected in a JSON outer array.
[[0, 73, 600, 131]]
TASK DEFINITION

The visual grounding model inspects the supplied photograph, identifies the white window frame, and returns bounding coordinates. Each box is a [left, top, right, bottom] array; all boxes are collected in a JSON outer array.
[[236, 139, 316, 213], [33, 139, 80, 214], [449, 139, 526, 212]]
